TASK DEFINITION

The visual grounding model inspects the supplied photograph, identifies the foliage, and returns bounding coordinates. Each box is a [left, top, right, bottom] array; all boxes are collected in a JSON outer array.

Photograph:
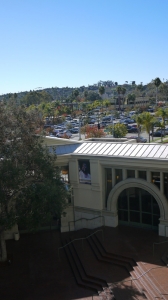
[[0, 102, 68, 261], [141, 112, 155, 143], [86, 91, 101, 102], [127, 93, 136, 104], [99, 86, 105, 96], [21, 91, 53, 106], [113, 123, 128, 138], [81, 125, 106, 138], [153, 77, 162, 88]]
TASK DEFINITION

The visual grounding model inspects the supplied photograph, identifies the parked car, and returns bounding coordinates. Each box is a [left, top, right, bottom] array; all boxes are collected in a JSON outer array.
[[136, 136, 147, 143], [56, 130, 72, 138], [128, 136, 147, 142], [127, 126, 138, 133], [70, 128, 79, 134], [150, 131, 165, 137]]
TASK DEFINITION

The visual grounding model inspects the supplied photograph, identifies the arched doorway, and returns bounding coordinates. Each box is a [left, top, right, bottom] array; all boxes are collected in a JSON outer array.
[[118, 187, 160, 229]]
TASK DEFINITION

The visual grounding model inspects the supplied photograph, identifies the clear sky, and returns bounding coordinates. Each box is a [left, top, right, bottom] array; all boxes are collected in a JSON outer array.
[[1, 0, 168, 94]]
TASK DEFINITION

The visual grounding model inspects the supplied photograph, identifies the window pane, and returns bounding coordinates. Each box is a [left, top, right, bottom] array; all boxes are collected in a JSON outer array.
[[142, 213, 152, 225], [164, 173, 168, 199], [118, 210, 128, 221], [152, 198, 160, 215], [115, 169, 122, 184], [151, 172, 160, 189], [127, 170, 135, 178], [130, 211, 140, 223], [118, 190, 128, 209], [138, 171, 146, 180], [141, 196, 151, 213]]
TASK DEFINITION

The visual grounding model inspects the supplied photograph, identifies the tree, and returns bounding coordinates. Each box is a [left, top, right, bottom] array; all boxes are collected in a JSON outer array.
[[127, 93, 136, 106], [86, 91, 101, 102], [133, 114, 143, 138], [21, 91, 53, 106], [153, 77, 162, 105], [99, 86, 105, 98], [0, 103, 68, 261], [73, 89, 79, 110], [84, 90, 88, 99], [81, 125, 106, 138], [113, 123, 128, 138], [121, 87, 126, 109], [156, 108, 168, 135], [116, 86, 122, 111], [141, 112, 154, 143]]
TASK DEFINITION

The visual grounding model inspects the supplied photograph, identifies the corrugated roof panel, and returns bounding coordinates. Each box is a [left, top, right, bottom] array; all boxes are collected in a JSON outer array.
[[141, 145, 155, 157], [99, 143, 113, 154], [124, 144, 138, 156], [148, 145, 161, 158], [119, 144, 132, 156], [130, 144, 144, 157], [109, 144, 124, 156], [160, 147, 168, 158], [84, 143, 98, 154], [135, 145, 148, 157], [88, 143, 102, 154], [74, 143, 90, 153], [71, 142, 168, 160], [104, 143, 120, 155], [113, 144, 127, 156], [153, 145, 167, 158], [94, 143, 107, 154]]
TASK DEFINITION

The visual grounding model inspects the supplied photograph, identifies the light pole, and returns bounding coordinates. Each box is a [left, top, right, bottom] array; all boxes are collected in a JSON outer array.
[[78, 115, 82, 140], [111, 112, 114, 137]]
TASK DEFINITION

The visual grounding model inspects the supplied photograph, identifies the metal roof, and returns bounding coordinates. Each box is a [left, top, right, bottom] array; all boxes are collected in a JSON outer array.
[[50, 143, 81, 155], [72, 142, 168, 160]]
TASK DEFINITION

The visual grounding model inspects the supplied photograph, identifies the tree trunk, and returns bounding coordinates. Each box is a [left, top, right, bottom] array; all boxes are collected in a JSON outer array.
[[0, 231, 7, 262]]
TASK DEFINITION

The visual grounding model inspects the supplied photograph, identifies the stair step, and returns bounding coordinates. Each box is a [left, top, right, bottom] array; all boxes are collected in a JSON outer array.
[[87, 236, 131, 274], [63, 240, 99, 294], [130, 263, 162, 300], [67, 239, 103, 292]]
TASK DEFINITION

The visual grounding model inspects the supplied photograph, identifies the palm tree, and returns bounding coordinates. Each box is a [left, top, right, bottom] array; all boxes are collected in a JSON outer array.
[[116, 86, 122, 111], [153, 77, 162, 106], [121, 87, 126, 110], [141, 112, 154, 143], [134, 114, 143, 138], [156, 107, 168, 136], [73, 89, 79, 110]]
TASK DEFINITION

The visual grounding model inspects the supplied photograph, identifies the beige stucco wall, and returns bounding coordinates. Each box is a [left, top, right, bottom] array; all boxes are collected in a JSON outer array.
[[65, 153, 168, 236]]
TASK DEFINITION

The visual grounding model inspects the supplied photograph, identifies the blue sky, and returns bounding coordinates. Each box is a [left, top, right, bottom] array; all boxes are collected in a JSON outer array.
[[1, 0, 168, 94]]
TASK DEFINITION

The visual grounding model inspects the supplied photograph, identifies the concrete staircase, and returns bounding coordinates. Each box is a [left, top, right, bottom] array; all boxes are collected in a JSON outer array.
[[62, 228, 168, 299]]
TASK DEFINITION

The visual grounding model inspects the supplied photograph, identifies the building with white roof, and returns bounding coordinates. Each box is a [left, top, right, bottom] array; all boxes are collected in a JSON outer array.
[[52, 138, 168, 237]]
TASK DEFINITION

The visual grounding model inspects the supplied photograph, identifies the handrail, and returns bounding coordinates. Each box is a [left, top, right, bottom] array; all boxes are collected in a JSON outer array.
[[68, 215, 105, 232], [58, 229, 103, 259], [153, 239, 168, 257], [111, 265, 168, 297]]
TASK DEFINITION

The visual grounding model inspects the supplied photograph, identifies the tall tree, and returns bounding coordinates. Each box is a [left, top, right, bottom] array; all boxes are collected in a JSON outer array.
[[116, 86, 122, 111], [121, 87, 126, 109], [0, 103, 68, 261], [99, 86, 105, 98], [153, 77, 162, 105], [141, 112, 154, 143], [133, 114, 143, 138], [156, 107, 168, 135], [73, 89, 79, 110]]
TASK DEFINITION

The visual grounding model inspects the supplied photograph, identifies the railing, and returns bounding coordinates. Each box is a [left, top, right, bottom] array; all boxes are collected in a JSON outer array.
[[111, 265, 168, 297], [58, 229, 104, 259], [68, 215, 105, 232], [153, 239, 168, 257]]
